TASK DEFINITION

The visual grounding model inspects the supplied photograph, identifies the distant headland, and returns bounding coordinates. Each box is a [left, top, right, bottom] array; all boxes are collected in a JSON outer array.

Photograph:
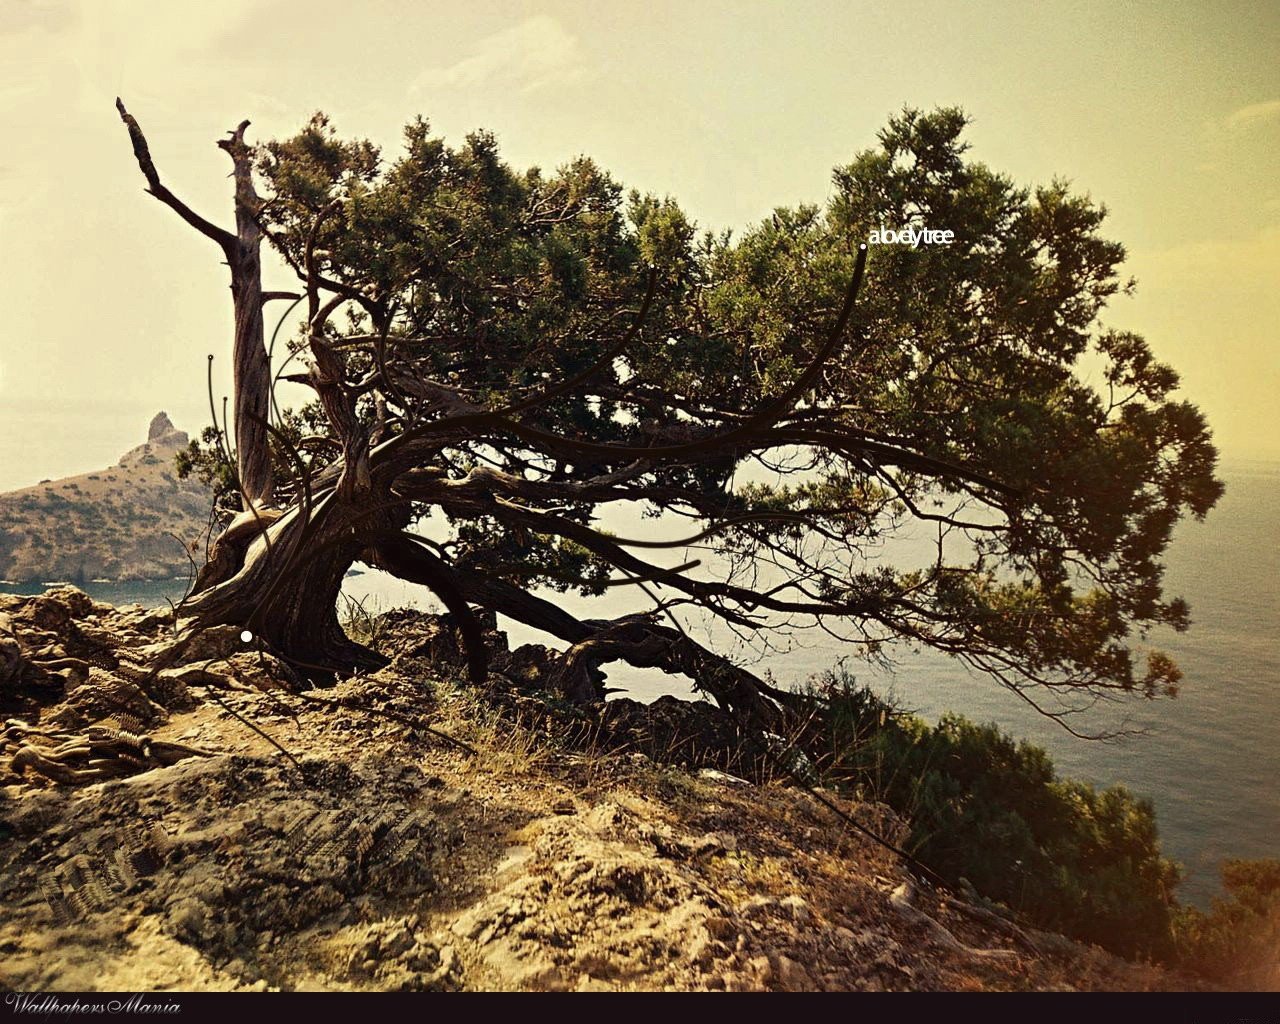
[[0, 412, 212, 584]]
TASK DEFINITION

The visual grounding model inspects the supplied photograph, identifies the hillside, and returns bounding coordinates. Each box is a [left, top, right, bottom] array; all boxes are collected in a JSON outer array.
[[0, 587, 1207, 992], [0, 413, 213, 584]]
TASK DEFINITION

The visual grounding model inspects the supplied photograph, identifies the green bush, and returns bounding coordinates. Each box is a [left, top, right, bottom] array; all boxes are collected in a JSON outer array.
[[1174, 859, 1280, 986], [804, 669, 1180, 958]]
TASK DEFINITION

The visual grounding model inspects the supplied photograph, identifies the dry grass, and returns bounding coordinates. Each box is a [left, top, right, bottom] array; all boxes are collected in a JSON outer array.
[[338, 594, 401, 654], [438, 693, 551, 776]]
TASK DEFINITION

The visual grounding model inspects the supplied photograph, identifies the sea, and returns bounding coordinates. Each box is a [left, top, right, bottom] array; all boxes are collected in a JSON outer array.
[[5, 459, 1276, 906]]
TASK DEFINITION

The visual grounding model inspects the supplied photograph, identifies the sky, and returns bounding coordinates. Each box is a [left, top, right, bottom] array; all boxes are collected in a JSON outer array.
[[0, 0, 1277, 491]]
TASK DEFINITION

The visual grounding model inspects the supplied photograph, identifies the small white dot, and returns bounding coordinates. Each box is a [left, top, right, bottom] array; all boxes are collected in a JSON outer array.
[[240, 629, 254, 643]]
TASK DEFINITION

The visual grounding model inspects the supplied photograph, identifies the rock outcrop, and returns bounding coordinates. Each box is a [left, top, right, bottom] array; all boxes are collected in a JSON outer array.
[[0, 593, 1204, 992], [148, 412, 187, 445]]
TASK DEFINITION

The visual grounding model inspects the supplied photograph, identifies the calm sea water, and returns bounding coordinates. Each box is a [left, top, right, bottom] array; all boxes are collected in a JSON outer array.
[[7, 460, 1275, 905]]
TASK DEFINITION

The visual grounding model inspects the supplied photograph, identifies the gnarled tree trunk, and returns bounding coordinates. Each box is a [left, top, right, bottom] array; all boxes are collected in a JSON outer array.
[[179, 495, 408, 678]]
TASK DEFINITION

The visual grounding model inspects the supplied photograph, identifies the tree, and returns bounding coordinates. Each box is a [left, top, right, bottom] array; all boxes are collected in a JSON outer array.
[[117, 103, 1222, 727]]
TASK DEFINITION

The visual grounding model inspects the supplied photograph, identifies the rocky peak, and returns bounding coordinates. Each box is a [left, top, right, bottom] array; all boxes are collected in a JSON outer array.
[[116, 413, 189, 469], [148, 411, 176, 441], [143, 411, 188, 449]]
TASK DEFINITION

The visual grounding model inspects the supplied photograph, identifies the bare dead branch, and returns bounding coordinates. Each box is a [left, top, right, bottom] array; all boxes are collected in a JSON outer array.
[[115, 98, 235, 252]]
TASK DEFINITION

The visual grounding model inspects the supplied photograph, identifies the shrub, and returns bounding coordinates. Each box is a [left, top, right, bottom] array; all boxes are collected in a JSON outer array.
[[803, 668, 1180, 958], [1174, 859, 1280, 986]]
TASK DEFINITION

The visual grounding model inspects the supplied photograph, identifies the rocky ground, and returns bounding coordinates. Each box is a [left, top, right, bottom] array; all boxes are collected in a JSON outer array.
[[0, 586, 1203, 991]]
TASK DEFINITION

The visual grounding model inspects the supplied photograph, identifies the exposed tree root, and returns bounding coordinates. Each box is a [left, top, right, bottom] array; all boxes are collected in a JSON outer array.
[[6, 718, 214, 786]]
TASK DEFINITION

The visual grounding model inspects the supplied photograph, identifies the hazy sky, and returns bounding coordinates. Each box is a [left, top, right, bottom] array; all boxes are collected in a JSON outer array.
[[0, 0, 1276, 491]]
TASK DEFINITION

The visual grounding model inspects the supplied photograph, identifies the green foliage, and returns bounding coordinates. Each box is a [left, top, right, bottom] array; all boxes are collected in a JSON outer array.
[[175, 427, 237, 507], [694, 106, 1221, 699], [244, 104, 1222, 709], [806, 668, 1180, 958], [257, 115, 666, 426], [1174, 859, 1280, 985]]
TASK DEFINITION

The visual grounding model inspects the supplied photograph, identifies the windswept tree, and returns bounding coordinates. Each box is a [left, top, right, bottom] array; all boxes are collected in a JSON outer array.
[[116, 103, 1222, 727]]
